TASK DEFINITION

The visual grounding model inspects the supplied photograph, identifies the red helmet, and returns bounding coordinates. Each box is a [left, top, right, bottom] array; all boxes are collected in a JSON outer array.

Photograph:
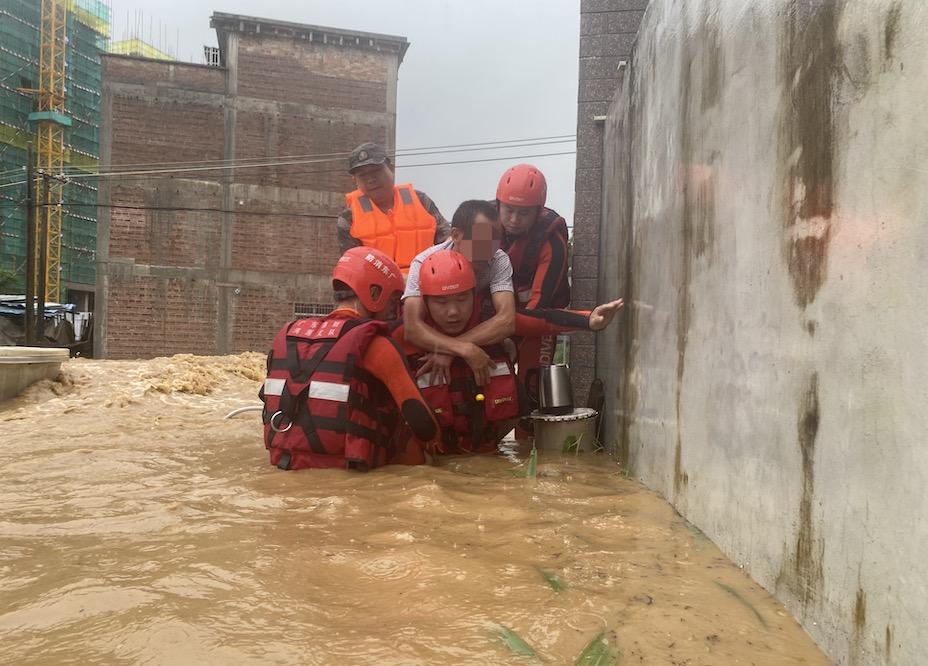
[[419, 250, 476, 297], [332, 247, 404, 314], [496, 163, 547, 207]]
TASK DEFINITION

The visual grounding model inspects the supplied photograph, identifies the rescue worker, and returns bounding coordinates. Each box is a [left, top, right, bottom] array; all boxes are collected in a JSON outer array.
[[407, 250, 521, 453], [337, 142, 451, 275], [394, 250, 623, 453], [495, 164, 570, 416], [401, 199, 516, 387], [259, 247, 440, 471]]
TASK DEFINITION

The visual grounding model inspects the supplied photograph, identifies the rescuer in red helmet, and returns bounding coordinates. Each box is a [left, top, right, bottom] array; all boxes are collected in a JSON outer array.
[[496, 164, 571, 417], [410, 249, 521, 453], [393, 249, 623, 453], [259, 247, 440, 472], [401, 200, 623, 392]]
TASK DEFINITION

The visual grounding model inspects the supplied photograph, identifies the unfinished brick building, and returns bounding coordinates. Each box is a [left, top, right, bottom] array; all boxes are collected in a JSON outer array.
[[95, 13, 408, 358]]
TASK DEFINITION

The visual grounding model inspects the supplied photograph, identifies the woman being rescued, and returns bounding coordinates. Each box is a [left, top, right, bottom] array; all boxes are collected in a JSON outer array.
[[392, 247, 624, 455]]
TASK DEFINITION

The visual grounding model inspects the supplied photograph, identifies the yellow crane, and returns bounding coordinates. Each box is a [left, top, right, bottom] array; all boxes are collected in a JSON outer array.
[[29, 0, 70, 303]]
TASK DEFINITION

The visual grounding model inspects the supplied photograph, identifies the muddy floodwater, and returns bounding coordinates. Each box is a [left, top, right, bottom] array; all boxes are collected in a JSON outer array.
[[0, 355, 829, 665]]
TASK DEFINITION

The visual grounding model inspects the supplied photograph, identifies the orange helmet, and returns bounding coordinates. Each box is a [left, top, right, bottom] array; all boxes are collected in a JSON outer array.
[[332, 247, 404, 314], [419, 250, 476, 297], [496, 163, 547, 207]]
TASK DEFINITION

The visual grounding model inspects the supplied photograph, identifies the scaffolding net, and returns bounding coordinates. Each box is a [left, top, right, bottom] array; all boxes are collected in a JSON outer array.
[[0, 0, 109, 292]]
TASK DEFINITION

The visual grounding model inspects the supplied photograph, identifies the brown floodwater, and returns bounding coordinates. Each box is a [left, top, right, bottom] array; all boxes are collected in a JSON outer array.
[[0, 354, 829, 665]]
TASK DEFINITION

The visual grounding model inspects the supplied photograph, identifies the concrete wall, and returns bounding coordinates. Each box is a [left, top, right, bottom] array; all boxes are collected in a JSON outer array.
[[598, 0, 928, 663], [572, 0, 648, 404], [96, 22, 404, 359]]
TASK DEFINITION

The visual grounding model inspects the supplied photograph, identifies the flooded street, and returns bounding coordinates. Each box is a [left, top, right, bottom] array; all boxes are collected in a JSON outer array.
[[0, 355, 828, 665]]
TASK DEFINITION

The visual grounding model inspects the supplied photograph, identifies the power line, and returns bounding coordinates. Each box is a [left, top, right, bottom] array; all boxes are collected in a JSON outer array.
[[54, 133, 578, 174], [0, 149, 576, 217], [0, 150, 575, 190], [0, 133, 576, 184], [64, 141, 576, 180], [0, 146, 576, 193]]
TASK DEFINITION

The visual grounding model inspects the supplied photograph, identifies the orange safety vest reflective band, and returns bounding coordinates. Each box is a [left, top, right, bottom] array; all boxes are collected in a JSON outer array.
[[347, 184, 437, 274]]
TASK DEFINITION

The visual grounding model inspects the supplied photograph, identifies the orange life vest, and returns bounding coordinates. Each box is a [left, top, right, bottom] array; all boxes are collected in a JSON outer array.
[[347, 184, 437, 274]]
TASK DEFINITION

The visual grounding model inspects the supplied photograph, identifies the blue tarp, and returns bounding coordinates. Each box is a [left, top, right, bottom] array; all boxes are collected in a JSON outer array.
[[0, 296, 77, 318]]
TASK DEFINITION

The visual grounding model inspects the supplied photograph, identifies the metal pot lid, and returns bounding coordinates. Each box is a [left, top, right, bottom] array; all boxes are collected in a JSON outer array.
[[526, 407, 598, 422]]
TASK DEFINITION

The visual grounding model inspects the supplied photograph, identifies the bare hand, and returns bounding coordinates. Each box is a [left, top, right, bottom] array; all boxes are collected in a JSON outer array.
[[417, 352, 453, 384], [461, 343, 495, 386], [588, 298, 625, 331]]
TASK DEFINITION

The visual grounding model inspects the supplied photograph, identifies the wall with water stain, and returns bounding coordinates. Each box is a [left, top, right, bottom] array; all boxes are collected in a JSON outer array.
[[599, 1, 928, 663]]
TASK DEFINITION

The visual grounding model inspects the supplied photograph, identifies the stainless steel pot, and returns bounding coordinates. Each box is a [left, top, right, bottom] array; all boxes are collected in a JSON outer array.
[[538, 364, 574, 415]]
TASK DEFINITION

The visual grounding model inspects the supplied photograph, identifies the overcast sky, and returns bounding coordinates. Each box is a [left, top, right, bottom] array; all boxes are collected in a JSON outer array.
[[108, 0, 581, 226]]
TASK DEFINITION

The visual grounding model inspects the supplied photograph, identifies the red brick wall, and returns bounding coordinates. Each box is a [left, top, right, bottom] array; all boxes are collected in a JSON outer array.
[[229, 285, 302, 354], [233, 111, 387, 191], [101, 37, 397, 359], [237, 37, 389, 111], [103, 56, 227, 93], [106, 276, 220, 358], [109, 97, 225, 168], [108, 183, 222, 267], [230, 211, 338, 274]]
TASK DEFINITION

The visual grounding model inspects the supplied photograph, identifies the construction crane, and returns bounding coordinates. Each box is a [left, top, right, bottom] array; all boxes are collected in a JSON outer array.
[[29, 0, 70, 303]]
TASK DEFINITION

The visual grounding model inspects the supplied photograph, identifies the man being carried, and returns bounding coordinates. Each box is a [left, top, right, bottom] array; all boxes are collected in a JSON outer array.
[[260, 247, 440, 471], [337, 142, 451, 275], [401, 199, 516, 386], [395, 250, 623, 453]]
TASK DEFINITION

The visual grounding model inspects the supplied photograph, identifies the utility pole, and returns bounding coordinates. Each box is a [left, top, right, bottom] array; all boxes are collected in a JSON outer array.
[[24, 142, 35, 346], [36, 171, 48, 345]]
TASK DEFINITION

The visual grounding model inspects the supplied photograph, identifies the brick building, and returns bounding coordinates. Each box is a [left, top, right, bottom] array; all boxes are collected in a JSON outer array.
[[95, 13, 408, 358], [571, 1, 647, 404]]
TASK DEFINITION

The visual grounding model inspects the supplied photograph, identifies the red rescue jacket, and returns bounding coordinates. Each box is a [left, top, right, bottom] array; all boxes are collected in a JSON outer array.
[[412, 297, 524, 453], [502, 207, 570, 308], [259, 315, 399, 471]]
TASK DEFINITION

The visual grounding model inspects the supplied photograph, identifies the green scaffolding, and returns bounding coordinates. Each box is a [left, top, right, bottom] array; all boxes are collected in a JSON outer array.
[[0, 0, 108, 293]]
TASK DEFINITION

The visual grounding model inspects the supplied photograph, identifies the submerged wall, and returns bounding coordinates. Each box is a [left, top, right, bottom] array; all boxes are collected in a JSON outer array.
[[599, 1, 928, 663]]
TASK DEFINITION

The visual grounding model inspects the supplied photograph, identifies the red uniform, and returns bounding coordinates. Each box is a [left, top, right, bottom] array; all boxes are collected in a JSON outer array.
[[502, 208, 571, 414], [401, 296, 522, 454], [260, 308, 439, 470], [392, 298, 592, 453]]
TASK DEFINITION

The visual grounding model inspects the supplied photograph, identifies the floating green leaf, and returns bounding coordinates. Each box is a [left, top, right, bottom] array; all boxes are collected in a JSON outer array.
[[563, 434, 581, 454], [494, 625, 537, 657], [536, 566, 565, 592], [714, 581, 768, 628], [526, 445, 537, 478], [512, 446, 539, 478], [575, 632, 617, 665]]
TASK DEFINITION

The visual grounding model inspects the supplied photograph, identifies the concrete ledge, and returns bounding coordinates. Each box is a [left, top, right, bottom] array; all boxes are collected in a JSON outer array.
[[0, 347, 70, 403]]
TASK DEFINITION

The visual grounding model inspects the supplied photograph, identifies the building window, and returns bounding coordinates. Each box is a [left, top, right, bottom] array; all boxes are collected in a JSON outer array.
[[293, 302, 332, 317], [204, 46, 221, 67]]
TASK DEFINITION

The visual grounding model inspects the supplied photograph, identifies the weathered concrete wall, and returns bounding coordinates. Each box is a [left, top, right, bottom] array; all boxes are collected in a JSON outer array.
[[600, 0, 928, 663], [96, 19, 404, 359]]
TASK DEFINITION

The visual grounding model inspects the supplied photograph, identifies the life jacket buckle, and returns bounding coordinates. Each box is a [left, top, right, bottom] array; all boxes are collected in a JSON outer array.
[[269, 410, 293, 433]]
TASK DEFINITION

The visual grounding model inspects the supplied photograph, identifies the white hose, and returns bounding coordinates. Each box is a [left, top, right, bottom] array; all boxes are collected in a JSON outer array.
[[224, 405, 264, 419]]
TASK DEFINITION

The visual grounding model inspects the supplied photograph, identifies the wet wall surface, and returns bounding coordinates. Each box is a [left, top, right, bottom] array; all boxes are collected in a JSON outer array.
[[600, 1, 928, 663]]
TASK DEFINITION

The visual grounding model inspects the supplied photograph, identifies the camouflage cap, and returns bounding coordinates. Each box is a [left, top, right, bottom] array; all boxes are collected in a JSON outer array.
[[348, 142, 390, 173]]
